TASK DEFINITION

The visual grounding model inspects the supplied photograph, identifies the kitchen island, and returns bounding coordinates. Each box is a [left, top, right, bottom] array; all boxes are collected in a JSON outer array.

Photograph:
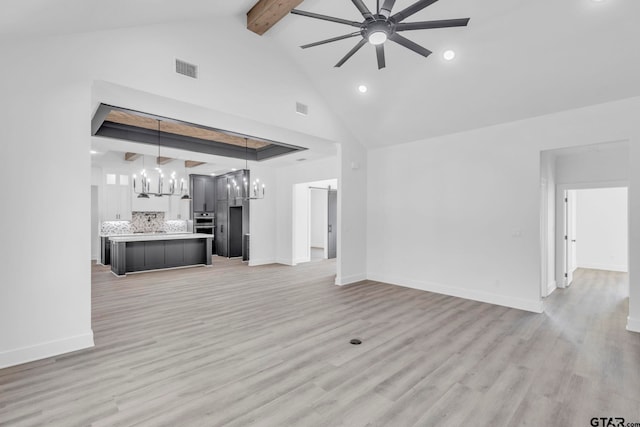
[[110, 233, 213, 276]]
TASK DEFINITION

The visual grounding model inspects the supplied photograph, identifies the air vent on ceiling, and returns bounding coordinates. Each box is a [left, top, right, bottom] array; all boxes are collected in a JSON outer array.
[[176, 59, 198, 79], [296, 102, 309, 116]]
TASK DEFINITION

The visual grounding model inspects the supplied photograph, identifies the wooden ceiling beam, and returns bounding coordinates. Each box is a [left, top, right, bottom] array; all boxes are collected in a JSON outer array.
[[247, 0, 304, 35], [185, 160, 206, 168], [156, 156, 173, 165], [124, 152, 141, 161]]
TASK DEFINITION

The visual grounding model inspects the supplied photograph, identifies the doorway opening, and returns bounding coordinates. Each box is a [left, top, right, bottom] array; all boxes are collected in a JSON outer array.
[[293, 179, 338, 265], [539, 140, 632, 331], [561, 187, 628, 289]]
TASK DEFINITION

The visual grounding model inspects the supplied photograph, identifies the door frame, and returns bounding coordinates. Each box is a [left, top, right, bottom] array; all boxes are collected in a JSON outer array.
[[327, 188, 337, 260]]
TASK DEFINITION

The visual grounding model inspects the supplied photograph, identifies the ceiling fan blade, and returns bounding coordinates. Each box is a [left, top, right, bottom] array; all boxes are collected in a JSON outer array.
[[351, 0, 374, 20], [396, 18, 470, 31], [379, 0, 397, 19], [389, 33, 432, 58], [376, 44, 386, 69], [301, 32, 362, 49], [335, 39, 368, 67], [291, 9, 361, 28], [391, 0, 439, 22]]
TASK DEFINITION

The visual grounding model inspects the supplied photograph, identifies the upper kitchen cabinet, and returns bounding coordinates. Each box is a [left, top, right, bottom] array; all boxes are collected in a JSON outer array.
[[216, 174, 229, 201], [228, 170, 248, 207], [190, 175, 215, 213], [167, 197, 190, 220], [103, 171, 131, 221], [215, 170, 248, 207]]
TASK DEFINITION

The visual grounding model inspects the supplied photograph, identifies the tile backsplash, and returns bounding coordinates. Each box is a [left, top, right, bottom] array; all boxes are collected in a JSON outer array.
[[131, 211, 165, 233], [101, 213, 188, 235], [100, 221, 132, 235], [164, 220, 188, 233]]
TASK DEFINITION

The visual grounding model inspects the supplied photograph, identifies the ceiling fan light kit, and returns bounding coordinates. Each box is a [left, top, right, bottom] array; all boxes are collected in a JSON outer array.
[[291, 0, 469, 69]]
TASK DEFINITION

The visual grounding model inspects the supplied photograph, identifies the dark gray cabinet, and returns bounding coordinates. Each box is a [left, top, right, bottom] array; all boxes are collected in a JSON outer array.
[[216, 175, 229, 201], [112, 237, 212, 275], [185, 240, 205, 265], [228, 171, 245, 207], [125, 241, 146, 271], [190, 175, 215, 213], [216, 200, 229, 257], [164, 240, 185, 267], [101, 236, 111, 265], [214, 170, 250, 259]]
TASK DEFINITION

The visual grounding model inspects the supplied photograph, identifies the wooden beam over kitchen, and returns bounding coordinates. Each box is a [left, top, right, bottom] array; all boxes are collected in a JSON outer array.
[[185, 160, 206, 168], [156, 156, 173, 165], [247, 0, 304, 35], [124, 152, 141, 162]]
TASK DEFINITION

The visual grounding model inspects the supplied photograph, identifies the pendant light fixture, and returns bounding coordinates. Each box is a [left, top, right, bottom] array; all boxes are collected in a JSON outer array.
[[233, 138, 265, 200], [180, 159, 191, 200], [132, 119, 183, 198], [133, 155, 150, 199]]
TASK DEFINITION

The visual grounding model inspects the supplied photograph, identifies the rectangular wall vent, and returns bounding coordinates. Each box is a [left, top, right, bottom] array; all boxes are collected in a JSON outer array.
[[296, 102, 309, 116], [176, 59, 198, 79]]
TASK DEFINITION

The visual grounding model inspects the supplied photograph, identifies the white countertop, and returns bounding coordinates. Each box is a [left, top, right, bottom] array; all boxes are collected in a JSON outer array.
[[109, 233, 213, 243], [101, 232, 187, 238]]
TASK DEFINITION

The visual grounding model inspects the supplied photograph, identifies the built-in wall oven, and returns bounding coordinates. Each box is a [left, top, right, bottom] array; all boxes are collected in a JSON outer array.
[[194, 213, 215, 254]]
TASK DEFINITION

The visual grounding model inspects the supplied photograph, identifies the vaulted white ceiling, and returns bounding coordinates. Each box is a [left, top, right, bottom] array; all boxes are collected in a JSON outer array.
[[3, 0, 639, 148]]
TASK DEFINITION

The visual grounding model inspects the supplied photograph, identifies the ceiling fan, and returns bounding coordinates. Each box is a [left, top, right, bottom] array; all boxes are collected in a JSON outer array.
[[291, 0, 470, 69]]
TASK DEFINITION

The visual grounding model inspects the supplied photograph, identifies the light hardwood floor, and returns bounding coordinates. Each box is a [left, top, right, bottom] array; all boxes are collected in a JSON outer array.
[[1, 261, 639, 426]]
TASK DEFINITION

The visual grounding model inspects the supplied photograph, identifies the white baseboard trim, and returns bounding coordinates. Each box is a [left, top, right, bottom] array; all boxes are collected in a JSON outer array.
[[367, 273, 544, 314], [335, 273, 368, 286], [275, 258, 295, 266], [295, 257, 310, 264], [0, 331, 94, 369], [577, 263, 628, 273], [547, 281, 557, 296], [248, 258, 277, 267], [627, 317, 640, 333]]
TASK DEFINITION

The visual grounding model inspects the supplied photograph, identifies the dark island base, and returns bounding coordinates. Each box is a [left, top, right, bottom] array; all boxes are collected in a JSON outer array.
[[111, 238, 212, 276]]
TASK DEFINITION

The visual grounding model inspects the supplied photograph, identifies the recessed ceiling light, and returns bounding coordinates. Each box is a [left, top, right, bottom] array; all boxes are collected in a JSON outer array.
[[443, 50, 456, 61], [90, 150, 97, 154], [358, 85, 368, 93], [231, 168, 237, 171], [210, 173, 216, 176]]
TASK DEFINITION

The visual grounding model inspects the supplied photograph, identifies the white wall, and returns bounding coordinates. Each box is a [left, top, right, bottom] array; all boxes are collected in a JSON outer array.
[[628, 144, 640, 332], [293, 184, 310, 264], [337, 141, 368, 285], [576, 188, 628, 272], [540, 151, 557, 296], [368, 96, 640, 317], [247, 164, 277, 267], [0, 19, 365, 368], [556, 144, 630, 185], [310, 189, 328, 249], [91, 186, 99, 261]]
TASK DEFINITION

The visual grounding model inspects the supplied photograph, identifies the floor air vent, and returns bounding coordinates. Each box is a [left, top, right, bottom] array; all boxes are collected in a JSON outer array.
[[176, 59, 198, 79]]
